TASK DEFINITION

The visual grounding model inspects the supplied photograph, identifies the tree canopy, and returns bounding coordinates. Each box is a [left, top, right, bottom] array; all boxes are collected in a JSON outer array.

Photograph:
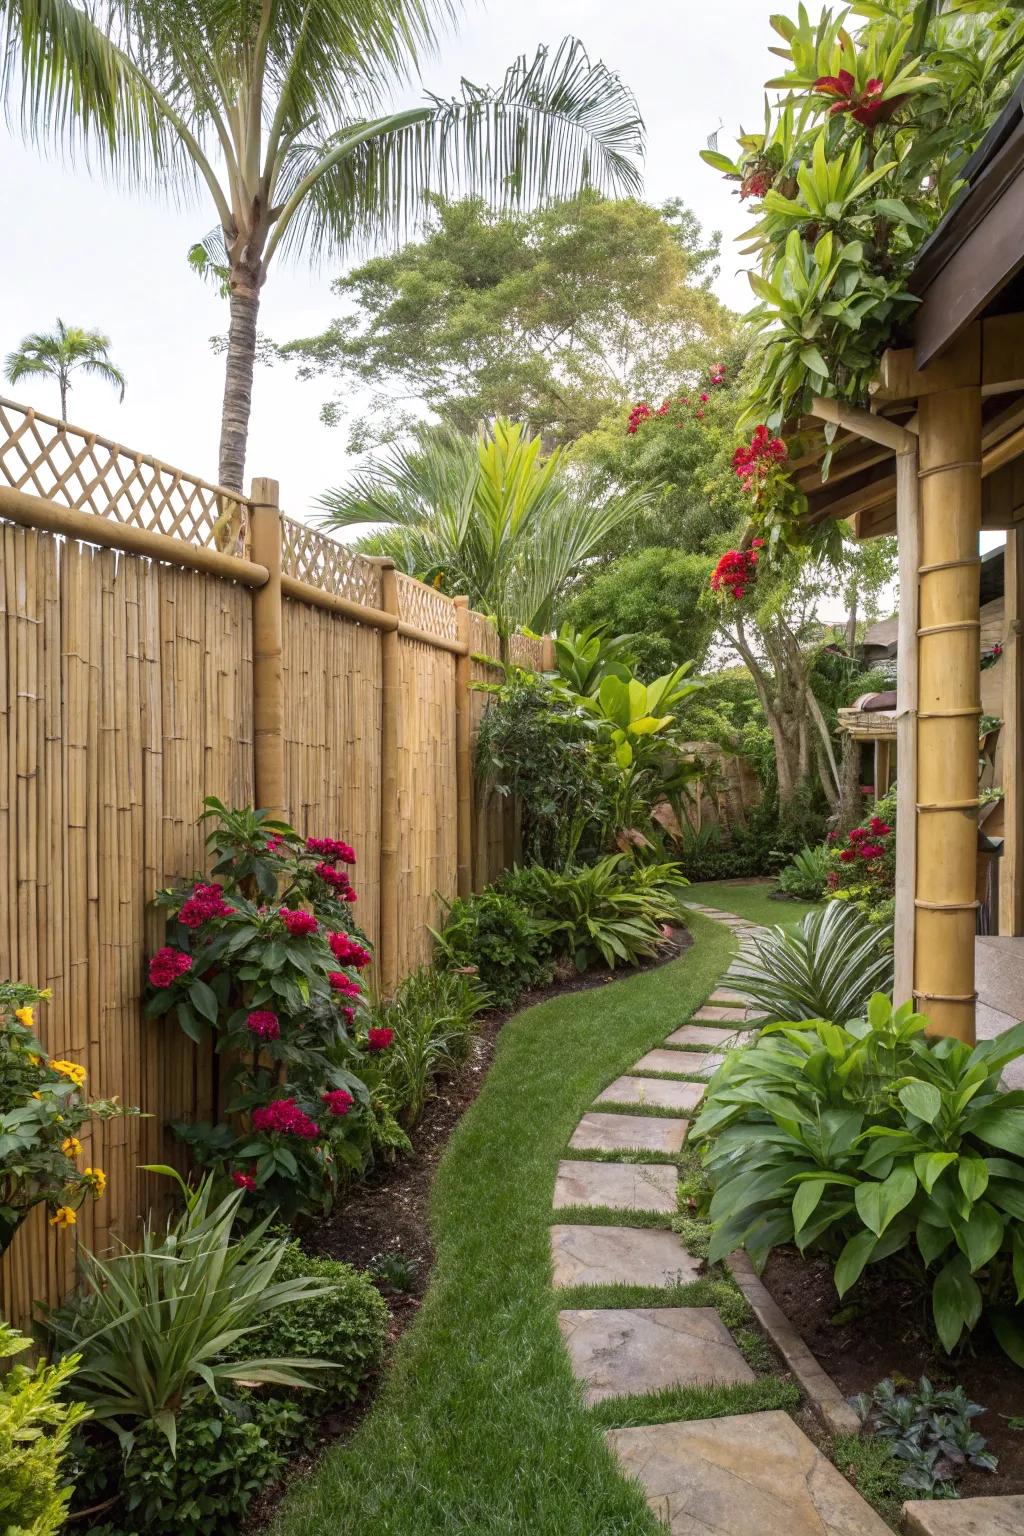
[[281, 192, 732, 450]]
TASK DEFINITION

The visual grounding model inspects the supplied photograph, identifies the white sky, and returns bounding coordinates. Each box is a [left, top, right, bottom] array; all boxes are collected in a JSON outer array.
[[1, 0, 779, 520]]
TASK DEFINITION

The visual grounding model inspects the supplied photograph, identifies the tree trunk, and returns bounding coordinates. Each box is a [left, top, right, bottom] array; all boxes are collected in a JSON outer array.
[[59, 374, 68, 422], [219, 280, 261, 493]]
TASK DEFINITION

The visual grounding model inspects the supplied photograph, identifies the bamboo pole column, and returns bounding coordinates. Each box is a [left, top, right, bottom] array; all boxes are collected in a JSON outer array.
[[894, 444, 920, 1008], [1000, 526, 1024, 936], [378, 560, 400, 995], [249, 477, 286, 817], [454, 597, 473, 899], [915, 336, 983, 1042]]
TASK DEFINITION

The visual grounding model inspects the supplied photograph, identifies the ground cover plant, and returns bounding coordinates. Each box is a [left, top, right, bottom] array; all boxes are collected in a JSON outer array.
[[268, 916, 736, 1536], [852, 1376, 997, 1496]]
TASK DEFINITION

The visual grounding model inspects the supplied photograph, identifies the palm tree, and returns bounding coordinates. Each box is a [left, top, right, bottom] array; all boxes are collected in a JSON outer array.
[[319, 419, 655, 645], [3, 319, 126, 421], [0, 3, 644, 494]]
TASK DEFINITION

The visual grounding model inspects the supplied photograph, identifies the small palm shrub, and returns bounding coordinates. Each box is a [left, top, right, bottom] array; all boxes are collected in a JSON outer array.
[[432, 889, 553, 1007], [376, 967, 488, 1124], [691, 996, 1024, 1362], [517, 857, 688, 971], [0, 1323, 87, 1536], [775, 844, 830, 900], [726, 902, 893, 1025]]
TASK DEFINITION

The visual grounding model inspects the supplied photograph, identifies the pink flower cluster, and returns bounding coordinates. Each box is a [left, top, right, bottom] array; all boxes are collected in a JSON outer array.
[[322, 1088, 354, 1117], [733, 425, 788, 490], [265, 835, 285, 854], [179, 881, 236, 928], [148, 946, 193, 988], [247, 1009, 280, 1041], [367, 1026, 394, 1053], [837, 817, 892, 865], [279, 907, 318, 937], [328, 972, 361, 1000], [626, 367, 726, 435], [317, 862, 357, 901], [307, 836, 356, 866], [329, 932, 371, 969], [251, 1097, 320, 1139]]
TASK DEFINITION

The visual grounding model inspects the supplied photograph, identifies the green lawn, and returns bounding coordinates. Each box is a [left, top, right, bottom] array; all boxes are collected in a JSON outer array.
[[270, 918, 739, 1536], [687, 878, 821, 929]]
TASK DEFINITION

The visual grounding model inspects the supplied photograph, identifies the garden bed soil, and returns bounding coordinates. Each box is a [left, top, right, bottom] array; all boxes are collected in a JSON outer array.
[[244, 927, 691, 1531], [762, 1246, 1024, 1498]]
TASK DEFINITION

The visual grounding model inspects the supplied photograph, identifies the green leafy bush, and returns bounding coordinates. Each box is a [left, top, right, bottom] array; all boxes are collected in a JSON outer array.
[[234, 1238, 389, 1404], [432, 889, 553, 1008], [376, 966, 488, 1124], [692, 995, 1024, 1362], [851, 1376, 997, 1496], [0, 1323, 87, 1536], [726, 902, 893, 1025], [776, 843, 830, 900], [509, 857, 688, 971]]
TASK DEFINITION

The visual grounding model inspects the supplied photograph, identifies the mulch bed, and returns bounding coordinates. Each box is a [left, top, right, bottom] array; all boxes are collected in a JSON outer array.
[[244, 927, 691, 1530], [763, 1245, 1024, 1497]]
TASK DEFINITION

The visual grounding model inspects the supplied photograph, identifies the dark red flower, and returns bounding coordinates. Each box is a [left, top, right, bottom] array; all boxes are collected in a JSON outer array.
[[322, 1088, 354, 1117], [328, 972, 361, 1000], [232, 1169, 257, 1191], [247, 1009, 280, 1041], [814, 71, 904, 128], [709, 363, 726, 386], [148, 946, 193, 989], [839, 849, 856, 864], [279, 907, 317, 937], [306, 836, 356, 865], [367, 1026, 394, 1053], [859, 842, 886, 861], [251, 1097, 320, 1139], [265, 835, 284, 854], [329, 932, 371, 968], [627, 402, 653, 434], [317, 861, 352, 893], [868, 817, 891, 837], [179, 881, 236, 928], [849, 826, 867, 842]]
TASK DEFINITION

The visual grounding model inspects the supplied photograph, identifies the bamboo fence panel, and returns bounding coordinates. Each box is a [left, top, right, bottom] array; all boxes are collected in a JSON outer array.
[[396, 632, 458, 975], [468, 611, 507, 889]]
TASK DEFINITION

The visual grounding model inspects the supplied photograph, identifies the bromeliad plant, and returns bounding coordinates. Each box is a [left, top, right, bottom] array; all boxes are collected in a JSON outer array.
[[726, 902, 894, 1024], [0, 981, 128, 1254], [691, 995, 1024, 1363], [147, 799, 387, 1220]]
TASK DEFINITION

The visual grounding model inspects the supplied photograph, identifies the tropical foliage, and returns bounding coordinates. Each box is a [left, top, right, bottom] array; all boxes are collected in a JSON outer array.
[[3, 318, 125, 420], [1, 3, 643, 491], [0, 1323, 87, 1536], [320, 418, 655, 641], [826, 791, 896, 926], [725, 902, 894, 1024], [776, 843, 831, 900], [852, 1376, 997, 1495]]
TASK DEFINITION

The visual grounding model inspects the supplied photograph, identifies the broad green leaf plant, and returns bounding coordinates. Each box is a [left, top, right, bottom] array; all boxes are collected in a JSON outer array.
[[703, 0, 1024, 516]]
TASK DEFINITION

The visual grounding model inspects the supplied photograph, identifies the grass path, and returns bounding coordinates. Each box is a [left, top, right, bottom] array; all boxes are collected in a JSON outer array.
[[270, 917, 735, 1536], [685, 879, 821, 929]]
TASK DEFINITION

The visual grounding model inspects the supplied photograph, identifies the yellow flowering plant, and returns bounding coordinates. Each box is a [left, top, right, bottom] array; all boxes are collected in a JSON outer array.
[[0, 980, 131, 1256]]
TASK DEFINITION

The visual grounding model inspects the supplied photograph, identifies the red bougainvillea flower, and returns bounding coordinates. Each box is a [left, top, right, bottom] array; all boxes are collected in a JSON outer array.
[[307, 836, 356, 865], [367, 1026, 394, 1052], [849, 826, 867, 842], [710, 541, 764, 602], [860, 842, 886, 860], [148, 946, 193, 988], [709, 363, 726, 386], [279, 907, 318, 937], [179, 881, 236, 928], [839, 848, 856, 864], [869, 817, 891, 837], [247, 1009, 280, 1041], [329, 932, 371, 967], [232, 1168, 257, 1191], [733, 425, 788, 491], [328, 972, 361, 1000], [627, 402, 652, 434], [814, 70, 904, 128], [251, 1097, 320, 1139], [322, 1088, 354, 1117]]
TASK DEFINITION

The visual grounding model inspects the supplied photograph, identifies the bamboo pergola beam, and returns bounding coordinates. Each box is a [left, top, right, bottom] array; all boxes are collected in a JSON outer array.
[[810, 397, 918, 453]]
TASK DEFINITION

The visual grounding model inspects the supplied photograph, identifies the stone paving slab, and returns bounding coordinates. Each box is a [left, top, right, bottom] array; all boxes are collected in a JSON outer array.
[[553, 1159, 677, 1213], [597, 1075, 705, 1112], [569, 1111, 687, 1155], [632, 1048, 722, 1077], [708, 990, 747, 1004], [606, 1410, 891, 1536], [559, 1308, 754, 1404], [550, 1224, 700, 1289], [689, 1004, 749, 1022], [902, 1496, 1024, 1536], [666, 1024, 743, 1048]]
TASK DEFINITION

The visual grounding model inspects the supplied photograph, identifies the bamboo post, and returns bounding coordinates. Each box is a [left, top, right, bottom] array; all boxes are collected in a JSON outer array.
[[454, 597, 473, 899], [249, 478, 286, 817], [542, 634, 556, 671], [874, 738, 892, 799], [378, 560, 400, 995], [914, 332, 982, 1042], [894, 445, 920, 1008], [1001, 525, 1024, 935]]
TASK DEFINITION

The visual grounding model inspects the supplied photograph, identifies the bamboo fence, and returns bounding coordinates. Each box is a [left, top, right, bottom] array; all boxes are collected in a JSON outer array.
[[0, 397, 519, 1328]]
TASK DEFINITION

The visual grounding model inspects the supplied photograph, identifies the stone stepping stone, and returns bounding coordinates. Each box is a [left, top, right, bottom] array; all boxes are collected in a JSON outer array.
[[708, 990, 746, 1004], [597, 1075, 705, 1112], [550, 1224, 700, 1289], [553, 1159, 677, 1213], [666, 1024, 742, 1049], [903, 1497, 1024, 1536], [606, 1410, 891, 1536], [569, 1111, 686, 1155], [559, 1308, 754, 1405], [689, 1005, 749, 1023], [632, 1048, 722, 1077]]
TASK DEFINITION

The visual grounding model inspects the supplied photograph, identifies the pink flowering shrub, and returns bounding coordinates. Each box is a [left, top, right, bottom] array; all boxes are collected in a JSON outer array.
[[825, 793, 897, 929]]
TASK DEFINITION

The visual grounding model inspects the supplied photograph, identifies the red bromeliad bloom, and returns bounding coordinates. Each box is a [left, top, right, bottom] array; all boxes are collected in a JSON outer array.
[[328, 932, 371, 968], [251, 1097, 320, 1139], [367, 1026, 394, 1053], [148, 946, 193, 988], [322, 1087, 354, 1117], [232, 1168, 257, 1191], [813, 70, 904, 128], [740, 165, 773, 200], [279, 907, 318, 937], [247, 1009, 280, 1041], [179, 881, 236, 928], [307, 835, 356, 865], [328, 972, 361, 1000]]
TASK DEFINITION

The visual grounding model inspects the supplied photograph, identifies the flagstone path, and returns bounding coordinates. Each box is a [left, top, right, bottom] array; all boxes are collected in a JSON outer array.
[[549, 899, 894, 1535]]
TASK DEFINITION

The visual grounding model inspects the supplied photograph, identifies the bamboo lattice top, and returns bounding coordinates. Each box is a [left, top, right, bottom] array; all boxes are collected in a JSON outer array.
[[508, 632, 546, 670], [0, 397, 249, 552], [280, 517, 383, 608], [395, 571, 459, 640]]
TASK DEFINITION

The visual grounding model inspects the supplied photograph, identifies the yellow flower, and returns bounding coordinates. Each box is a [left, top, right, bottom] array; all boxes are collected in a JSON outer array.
[[27, 1053, 41, 1066], [49, 1205, 77, 1228], [14, 1005, 34, 1027], [83, 1167, 107, 1198], [51, 1059, 87, 1088], [61, 1136, 82, 1159]]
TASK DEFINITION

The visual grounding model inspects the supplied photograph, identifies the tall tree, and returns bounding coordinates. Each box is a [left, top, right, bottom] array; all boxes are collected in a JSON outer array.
[[3, 319, 125, 421], [1, 4, 644, 495], [320, 418, 655, 645], [282, 192, 729, 450]]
